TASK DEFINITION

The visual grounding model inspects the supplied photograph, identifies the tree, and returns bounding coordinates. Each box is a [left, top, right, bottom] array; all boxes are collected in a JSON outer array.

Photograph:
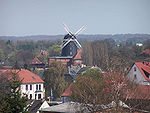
[[91, 40, 109, 70], [48, 44, 61, 57], [82, 40, 93, 66], [0, 71, 29, 113], [82, 40, 109, 70], [71, 59, 149, 112], [42, 61, 67, 99], [103, 58, 150, 112], [12, 61, 20, 69], [0, 49, 5, 62], [71, 68, 109, 113]]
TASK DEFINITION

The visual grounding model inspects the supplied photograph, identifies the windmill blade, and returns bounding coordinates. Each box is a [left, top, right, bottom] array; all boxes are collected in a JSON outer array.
[[62, 39, 73, 48], [62, 23, 73, 36], [74, 26, 85, 36], [74, 38, 82, 49]]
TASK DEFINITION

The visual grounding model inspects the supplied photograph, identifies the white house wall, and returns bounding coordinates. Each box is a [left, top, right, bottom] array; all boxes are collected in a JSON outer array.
[[127, 64, 150, 85], [21, 83, 44, 100]]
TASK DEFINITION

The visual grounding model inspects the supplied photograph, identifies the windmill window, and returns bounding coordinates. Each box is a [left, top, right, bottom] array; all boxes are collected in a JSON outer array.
[[142, 68, 150, 79]]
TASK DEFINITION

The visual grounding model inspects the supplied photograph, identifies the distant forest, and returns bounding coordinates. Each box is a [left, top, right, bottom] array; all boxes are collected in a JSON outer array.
[[1, 34, 150, 70], [1, 34, 150, 43]]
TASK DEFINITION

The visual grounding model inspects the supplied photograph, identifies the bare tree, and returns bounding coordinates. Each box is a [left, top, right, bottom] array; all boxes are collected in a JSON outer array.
[[71, 68, 110, 113], [71, 58, 150, 112], [43, 61, 68, 100], [82, 40, 93, 66]]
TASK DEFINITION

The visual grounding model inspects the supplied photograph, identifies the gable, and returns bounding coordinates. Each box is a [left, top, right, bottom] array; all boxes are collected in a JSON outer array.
[[135, 62, 150, 82], [31, 57, 43, 64]]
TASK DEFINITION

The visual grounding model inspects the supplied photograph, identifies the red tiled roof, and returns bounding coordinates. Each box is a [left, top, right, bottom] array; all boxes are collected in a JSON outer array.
[[30, 57, 43, 64], [74, 49, 82, 60], [61, 84, 72, 97], [135, 62, 150, 81], [0, 69, 44, 84]]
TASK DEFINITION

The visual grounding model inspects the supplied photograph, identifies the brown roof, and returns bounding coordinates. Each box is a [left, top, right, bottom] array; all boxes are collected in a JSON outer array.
[[0, 69, 44, 84], [74, 49, 82, 60], [61, 84, 72, 97]]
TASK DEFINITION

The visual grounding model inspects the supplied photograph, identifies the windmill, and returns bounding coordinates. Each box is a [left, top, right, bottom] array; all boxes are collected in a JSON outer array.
[[62, 24, 85, 57]]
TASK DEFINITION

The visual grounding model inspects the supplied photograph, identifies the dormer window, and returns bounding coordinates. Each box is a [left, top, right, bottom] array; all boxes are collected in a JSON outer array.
[[142, 68, 150, 79]]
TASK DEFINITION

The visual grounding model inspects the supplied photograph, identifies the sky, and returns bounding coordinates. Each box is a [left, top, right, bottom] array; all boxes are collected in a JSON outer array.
[[0, 0, 150, 36]]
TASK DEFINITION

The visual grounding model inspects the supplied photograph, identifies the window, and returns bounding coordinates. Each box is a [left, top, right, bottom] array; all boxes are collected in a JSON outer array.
[[39, 84, 41, 91], [30, 85, 32, 90], [36, 85, 38, 90], [134, 67, 136, 71], [26, 85, 28, 90], [30, 94, 32, 100], [38, 94, 41, 99], [70, 51, 72, 55], [134, 74, 137, 79]]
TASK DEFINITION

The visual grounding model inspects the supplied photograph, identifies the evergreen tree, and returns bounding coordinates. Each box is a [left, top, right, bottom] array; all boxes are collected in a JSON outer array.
[[0, 72, 29, 113]]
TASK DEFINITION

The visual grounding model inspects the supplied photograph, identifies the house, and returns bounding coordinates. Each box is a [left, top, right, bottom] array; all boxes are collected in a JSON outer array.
[[39, 102, 87, 113], [48, 56, 73, 67], [136, 43, 143, 47], [39, 101, 149, 113], [30, 57, 46, 69], [61, 83, 72, 103], [0, 69, 44, 100], [27, 100, 49, 113], [48, 49, 83, 67], [72, 49, 82, 65], [127, 62, 150, 85]]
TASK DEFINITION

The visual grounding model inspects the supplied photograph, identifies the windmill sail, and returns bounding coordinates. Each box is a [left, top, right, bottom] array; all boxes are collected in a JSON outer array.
[[62, 24, 85, 56]]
